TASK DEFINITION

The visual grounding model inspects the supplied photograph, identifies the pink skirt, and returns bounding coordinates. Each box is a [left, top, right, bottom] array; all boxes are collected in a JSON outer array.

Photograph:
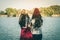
[[20, 28, 32, 39]]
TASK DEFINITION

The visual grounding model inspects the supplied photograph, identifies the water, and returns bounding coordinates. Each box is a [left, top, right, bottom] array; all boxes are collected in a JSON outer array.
[[42, 17, 60, 40], [0, 17, 60, 40]]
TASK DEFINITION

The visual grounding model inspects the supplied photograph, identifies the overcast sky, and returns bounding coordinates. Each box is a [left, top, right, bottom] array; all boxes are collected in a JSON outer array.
[[0, 0, 60, 10]]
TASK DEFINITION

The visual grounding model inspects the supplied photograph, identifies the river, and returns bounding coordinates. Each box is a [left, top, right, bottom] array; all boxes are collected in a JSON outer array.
[[0, 17, 60, 40]]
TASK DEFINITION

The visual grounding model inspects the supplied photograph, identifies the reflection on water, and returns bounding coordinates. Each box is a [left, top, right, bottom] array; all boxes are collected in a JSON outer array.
[[0, 17, 60, 40]]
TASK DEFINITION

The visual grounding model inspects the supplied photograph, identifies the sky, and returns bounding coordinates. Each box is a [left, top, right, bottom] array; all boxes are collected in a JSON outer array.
[[0, 0, 60, 10]]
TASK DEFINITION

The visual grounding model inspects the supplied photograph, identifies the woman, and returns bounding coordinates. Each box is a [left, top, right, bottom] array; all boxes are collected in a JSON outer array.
[[31, 8, 43, 40], [19, 9, 32, 40]]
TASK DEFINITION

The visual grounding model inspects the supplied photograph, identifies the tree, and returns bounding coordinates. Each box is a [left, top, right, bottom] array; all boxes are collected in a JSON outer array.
[[0, 11, 5, 14], [40, 5, 60, 17], [49, 5, 60, 14], [5, 8, 18, 17]]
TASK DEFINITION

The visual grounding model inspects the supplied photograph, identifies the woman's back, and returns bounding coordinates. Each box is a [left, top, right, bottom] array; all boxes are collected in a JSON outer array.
[[19, 14, 29, 28], [32, 15, 43, 28]]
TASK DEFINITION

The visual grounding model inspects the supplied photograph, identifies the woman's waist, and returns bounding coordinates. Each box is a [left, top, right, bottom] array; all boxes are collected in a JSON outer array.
[[31, 29, 42, 34]]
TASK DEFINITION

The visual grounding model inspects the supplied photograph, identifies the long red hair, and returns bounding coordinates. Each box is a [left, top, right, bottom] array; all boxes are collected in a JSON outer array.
[[33, 8, 40, 16]]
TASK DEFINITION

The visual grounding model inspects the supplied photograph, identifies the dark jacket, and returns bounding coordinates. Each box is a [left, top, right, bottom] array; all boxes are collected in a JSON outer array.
[[19, 14, 30, 28], [32, 15, 43, 28]]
